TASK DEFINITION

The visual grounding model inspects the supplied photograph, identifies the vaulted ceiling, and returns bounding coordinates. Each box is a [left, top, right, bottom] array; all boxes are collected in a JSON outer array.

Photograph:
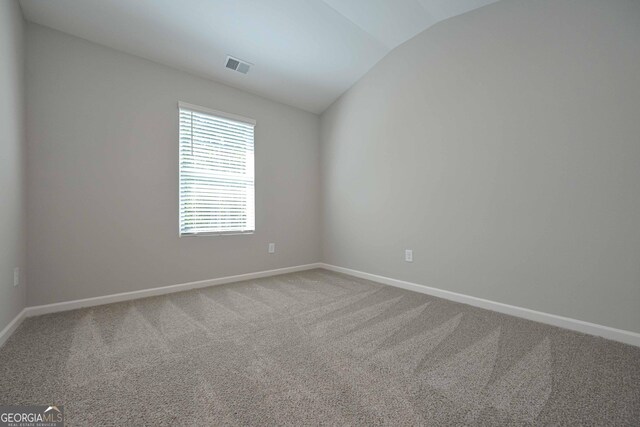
[[19, 0, 499, 113]]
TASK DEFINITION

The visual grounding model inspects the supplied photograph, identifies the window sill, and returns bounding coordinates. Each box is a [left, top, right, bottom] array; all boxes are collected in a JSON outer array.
[[180, 231, 255, 237]]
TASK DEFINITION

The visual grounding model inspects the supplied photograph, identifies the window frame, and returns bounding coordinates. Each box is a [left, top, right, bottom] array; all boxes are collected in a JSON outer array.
[[177, 101, 256, 237]]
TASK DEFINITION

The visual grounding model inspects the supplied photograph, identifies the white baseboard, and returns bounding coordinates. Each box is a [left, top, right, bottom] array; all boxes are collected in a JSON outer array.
[[5, 262, 638, 349], [24, 263, 322, 318], [319, 263, 640, 347], [0, 308, 27, 348], [0, 263, 320, 348]]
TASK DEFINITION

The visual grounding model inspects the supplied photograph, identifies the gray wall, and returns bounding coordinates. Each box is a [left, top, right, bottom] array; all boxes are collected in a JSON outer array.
[[26, 24, 321, 306], [321, 0, 640, 333], [0, 0, 26, 331]]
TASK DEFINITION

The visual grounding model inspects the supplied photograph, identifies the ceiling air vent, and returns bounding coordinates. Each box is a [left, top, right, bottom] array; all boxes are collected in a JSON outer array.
[[225, 56, 251, 74]]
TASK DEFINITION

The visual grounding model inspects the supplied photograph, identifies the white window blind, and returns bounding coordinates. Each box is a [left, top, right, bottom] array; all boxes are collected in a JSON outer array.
[[179, 102, 255, 236]]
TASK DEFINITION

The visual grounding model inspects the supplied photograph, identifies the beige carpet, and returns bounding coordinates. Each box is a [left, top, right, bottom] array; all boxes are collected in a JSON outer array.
[[0, 269, 639, 425]]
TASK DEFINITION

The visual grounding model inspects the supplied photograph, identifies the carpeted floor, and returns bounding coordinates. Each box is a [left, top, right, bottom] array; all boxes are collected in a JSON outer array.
[[0, 269, 639, 425]]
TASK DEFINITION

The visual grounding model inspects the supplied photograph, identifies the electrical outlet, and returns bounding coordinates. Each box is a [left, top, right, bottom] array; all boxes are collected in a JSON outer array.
[[268, 243, 276, 254], [13, 267, 19, 287], [404, 249, 413, 263]]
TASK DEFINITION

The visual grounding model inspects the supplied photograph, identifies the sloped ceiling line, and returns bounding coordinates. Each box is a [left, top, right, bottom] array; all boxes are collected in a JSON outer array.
[[19, 0, 498, 113]]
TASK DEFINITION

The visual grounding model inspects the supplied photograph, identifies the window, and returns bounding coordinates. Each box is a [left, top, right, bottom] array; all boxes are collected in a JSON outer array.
[[178, 102, 255, 236]]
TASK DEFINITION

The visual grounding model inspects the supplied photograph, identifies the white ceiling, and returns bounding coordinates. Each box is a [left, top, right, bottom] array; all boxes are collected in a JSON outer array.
[[19, 0, 498, 114]]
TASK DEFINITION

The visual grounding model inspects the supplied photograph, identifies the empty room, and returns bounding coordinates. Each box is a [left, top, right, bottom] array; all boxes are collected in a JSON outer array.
[[1, 0, 639, 425]]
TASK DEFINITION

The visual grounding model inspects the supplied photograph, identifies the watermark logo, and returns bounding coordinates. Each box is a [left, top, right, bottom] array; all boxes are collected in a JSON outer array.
[[0, 405, 64, 427]]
